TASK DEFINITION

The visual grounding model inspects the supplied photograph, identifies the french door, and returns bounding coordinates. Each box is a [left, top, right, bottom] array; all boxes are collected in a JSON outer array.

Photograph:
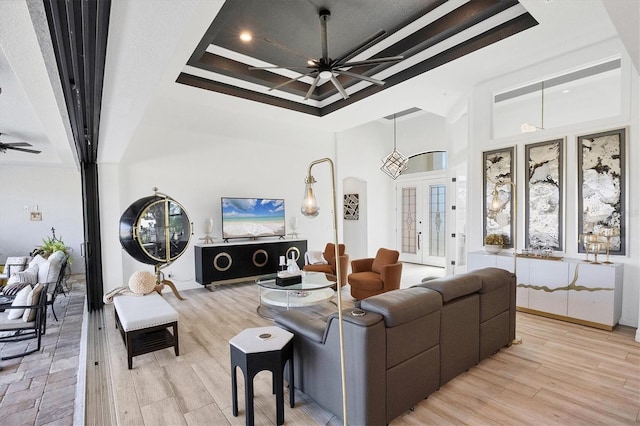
[[396, 176, 447, 267]]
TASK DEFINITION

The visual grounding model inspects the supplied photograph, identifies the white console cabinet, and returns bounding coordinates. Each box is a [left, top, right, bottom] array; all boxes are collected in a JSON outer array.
[[468, 251, 623, 330]]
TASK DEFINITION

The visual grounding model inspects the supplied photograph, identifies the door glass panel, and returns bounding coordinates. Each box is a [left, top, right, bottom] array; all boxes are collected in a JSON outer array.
[[429, 185, 446, 257], [402, 187, 417, 254]]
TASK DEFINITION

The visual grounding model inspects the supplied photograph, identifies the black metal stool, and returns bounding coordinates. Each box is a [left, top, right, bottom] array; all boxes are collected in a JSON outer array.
[[230, 326, 294, 426]]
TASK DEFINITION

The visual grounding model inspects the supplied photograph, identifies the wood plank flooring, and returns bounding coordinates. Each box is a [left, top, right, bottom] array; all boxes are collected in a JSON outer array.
[[89, 282, 640, 426]]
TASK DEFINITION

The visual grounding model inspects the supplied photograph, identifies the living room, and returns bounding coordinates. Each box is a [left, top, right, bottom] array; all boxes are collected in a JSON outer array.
[[0, 0, 639, 424]]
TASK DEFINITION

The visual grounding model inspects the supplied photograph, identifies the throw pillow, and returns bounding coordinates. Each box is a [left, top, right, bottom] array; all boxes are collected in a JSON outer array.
[[37, 251, 66, 284], [1, 279, 30, 297], [7, 285, 32, 320], [128, 271, 157, 295], [28, 254, 47, 270], [306, 251, 328, 265], [23, 283, 45, 322], [13, 264, 39, 284]]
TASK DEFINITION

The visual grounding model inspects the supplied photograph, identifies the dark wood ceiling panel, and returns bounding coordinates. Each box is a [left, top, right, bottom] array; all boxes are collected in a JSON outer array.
[[177, 1, 538, 115]]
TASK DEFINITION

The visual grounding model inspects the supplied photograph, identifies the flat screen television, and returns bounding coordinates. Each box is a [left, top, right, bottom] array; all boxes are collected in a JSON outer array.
[[221, 197, 286, 240]]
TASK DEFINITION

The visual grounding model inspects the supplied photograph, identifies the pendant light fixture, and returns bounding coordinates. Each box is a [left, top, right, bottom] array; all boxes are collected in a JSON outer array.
[[521, 81, 545, 133], [381, 114, 409, 179]]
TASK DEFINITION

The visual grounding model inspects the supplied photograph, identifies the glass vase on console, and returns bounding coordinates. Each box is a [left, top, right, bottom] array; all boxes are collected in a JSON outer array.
[[600, 227, 619, 264]]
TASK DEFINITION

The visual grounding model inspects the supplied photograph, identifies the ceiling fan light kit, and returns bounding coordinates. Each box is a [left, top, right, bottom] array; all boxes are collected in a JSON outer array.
[[250, 8, 403, 101]]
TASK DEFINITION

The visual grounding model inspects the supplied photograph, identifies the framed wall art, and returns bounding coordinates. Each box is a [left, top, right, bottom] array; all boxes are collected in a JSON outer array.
[[577, 128, 626, 254], [483, 146, 515, 247], [344, 193, 359, 220], [525, 138, 564, 250]]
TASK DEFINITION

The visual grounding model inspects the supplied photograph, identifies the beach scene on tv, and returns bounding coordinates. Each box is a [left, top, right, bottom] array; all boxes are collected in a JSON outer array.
[[222, 198, 286, 239]]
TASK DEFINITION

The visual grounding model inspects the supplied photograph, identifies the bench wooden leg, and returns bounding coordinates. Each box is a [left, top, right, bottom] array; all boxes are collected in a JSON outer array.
[[173, 323, 179, 356]]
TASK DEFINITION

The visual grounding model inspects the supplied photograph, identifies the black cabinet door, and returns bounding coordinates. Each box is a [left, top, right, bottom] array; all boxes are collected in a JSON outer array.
[[195, 240, 307, 284]]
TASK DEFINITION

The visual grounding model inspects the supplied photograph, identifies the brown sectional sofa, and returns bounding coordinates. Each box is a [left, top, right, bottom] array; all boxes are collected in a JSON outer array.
[[275, 267, 516, 425]]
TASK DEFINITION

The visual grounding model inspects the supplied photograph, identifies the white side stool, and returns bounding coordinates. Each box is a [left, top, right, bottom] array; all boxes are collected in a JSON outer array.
[[230, 326, 294, 426]]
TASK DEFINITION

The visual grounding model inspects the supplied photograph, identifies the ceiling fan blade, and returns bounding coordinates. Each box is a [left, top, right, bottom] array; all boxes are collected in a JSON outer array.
[[4, 142, 32, 147], [249, 65, 312, 71], [304, 75, 321, 100], [262, 37, 311, 62], [338, 55, 404, 68], [330, 75, 349, 100], [332, 30, 386, 66], [333, 70, 385, 86], [319, 9, 330, 62], [6, 146, 41, 154], [269, 72, 316, 91]]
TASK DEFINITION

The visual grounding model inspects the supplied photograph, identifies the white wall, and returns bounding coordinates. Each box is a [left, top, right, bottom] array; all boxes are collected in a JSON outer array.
[[0, 164, 84, 273], [466, 39, 639, 328], [100, 112, 335, 293]]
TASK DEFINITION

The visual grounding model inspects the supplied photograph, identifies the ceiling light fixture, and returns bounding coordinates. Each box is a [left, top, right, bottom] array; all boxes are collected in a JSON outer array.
[[319, 70, 333, 80], [239, 32, 252, 42], [381, 114, 409, 179]]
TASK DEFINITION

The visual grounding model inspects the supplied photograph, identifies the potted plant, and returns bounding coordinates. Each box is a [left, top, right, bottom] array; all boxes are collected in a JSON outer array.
[[484, 233, 504, 254], [35, 236, 73, 264]]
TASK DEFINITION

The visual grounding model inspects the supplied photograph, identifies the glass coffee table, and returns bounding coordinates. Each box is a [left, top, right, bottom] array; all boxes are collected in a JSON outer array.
[[256, 272, 337, 319]]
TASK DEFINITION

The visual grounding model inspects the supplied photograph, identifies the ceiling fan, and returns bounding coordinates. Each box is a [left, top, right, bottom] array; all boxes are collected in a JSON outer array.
[[0, 134, 41, 154], [250, 9, 404, 100]]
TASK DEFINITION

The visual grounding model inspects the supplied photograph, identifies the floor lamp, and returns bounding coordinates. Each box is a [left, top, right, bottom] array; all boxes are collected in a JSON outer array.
[[300, 158, 348, 426]]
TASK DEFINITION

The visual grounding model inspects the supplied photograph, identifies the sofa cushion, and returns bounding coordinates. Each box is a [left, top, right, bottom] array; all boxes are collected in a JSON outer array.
[[23, 283, 44, 322], [303, 263, 333, 274], [416, 274, 481, 303], [371, 248, 399, 274], [361, 287, 442, 328], [7, 285, 32, 320]]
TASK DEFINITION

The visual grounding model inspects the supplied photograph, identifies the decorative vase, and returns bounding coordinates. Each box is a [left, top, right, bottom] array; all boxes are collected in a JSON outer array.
[[484, 244, 503, 254]]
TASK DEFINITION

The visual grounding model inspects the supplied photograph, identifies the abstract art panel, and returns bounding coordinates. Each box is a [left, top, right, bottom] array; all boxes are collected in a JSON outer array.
[[344, 193, 359, 220], [577, 128, 625, 254], [483, 146, 515, 247], [525, 139, 564, 250]]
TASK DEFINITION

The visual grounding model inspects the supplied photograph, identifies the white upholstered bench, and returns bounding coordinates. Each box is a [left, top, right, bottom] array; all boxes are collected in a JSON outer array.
[[113, 292, 179, 369]]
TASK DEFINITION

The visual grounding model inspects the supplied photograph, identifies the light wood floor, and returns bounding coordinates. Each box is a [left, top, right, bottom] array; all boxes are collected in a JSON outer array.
[[89, 282, 640, 426]]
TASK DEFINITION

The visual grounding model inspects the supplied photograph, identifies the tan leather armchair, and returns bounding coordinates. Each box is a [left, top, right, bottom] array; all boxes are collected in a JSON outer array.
[[348, 248, 402, 300], [303, 243, 349, 288]]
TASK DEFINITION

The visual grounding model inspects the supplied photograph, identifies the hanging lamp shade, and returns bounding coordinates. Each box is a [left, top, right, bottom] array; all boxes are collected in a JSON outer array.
[[381, 114, 409, 179]]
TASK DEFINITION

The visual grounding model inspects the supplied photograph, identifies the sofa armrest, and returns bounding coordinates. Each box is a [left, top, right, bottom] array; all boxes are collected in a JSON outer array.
[[276, 310, 327, 343], [351, 257, 374, 273], [275, 307, 387, 426], [380, 262, 402, 290]]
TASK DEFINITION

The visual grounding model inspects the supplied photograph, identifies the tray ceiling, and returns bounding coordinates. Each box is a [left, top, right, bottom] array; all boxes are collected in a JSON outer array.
[[178, 0, 538, 116]]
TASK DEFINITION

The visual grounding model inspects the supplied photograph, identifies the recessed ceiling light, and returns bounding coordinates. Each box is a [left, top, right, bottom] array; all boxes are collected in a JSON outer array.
[[561, 89, 570, 94], [239, 32, 252, 42]]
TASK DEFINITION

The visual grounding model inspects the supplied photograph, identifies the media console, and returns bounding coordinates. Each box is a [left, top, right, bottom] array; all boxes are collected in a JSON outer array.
[[195, 239, 307, 288]]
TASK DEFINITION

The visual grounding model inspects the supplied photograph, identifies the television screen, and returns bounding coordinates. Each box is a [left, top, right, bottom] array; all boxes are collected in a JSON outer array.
[[221, 197, 286, 239]]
